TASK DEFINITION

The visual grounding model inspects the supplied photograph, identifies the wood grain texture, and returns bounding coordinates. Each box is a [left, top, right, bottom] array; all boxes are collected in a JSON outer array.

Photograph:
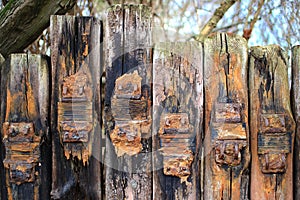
[[50, 15, 102, 199], [291, 45, 300, 199], [0, 54, 50, 200], [104, 4, 153, 200], [203, 33, 250, 200], [153, 42, 203, 200], [249, 45, 295, 200]]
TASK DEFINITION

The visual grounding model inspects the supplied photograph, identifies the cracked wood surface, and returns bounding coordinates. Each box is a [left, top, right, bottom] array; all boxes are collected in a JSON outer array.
[[291, 46, 300, 199], [153, 42, 203, 200], [104, 5, 153, 200], [0, 54, 50, 200], [203, 33, 250, 200], [249, 45, 295, 200], [50, 16, 102, 199]]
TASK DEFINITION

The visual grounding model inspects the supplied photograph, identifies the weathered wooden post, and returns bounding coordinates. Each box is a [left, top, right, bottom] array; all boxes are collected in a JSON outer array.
[[0, 53, 5, 200], [104, 4, 153, 199], [50, 16, 102, 199], [203, 33, 250, 200], [152, 42, 203, 199], [0, 54, 51, 200], [249, 45, 295, 199], [291, 45, 300, 198]]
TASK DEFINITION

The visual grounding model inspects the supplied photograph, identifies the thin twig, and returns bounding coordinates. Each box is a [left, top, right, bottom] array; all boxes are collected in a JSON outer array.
[[195, 0, 238, 42]]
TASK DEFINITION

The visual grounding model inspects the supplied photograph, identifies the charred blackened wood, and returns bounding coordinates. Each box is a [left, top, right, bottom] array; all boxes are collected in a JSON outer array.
[[292, 45, 300, 198], [0, 54, 50, 200], [204, 33, 250, 200], [153, 42, 203, 199], [50, 16, 102, 199], [249, 45, 295, 200], [104, 5, 153, 200]]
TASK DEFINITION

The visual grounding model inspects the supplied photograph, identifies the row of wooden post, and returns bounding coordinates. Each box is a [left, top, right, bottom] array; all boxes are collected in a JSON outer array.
[[0, 4, 300, 200]]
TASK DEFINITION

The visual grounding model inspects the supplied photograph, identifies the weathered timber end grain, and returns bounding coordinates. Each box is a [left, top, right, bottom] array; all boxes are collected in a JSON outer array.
[[153, 42, 203, 200], [50, 15, 102, 199], [249, 45, 295, 200], [292, 46, 300, 199], [203, 33, 250, 200], [104, 4, 153, 200], [0, 54, 51, 200]]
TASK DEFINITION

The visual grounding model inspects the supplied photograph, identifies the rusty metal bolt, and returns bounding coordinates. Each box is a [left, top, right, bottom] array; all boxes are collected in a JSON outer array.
[[265, 153, 269, 169], [234, 143, 239, 159], [62, 86, 68, 95], [180, 117, 186, 125], [118, 84, 122, 90], [220, 142, 225, 159], [79, 86, 84, 95], [9, 126, 19, 137], [130, 179, 138, 189], [165, 119, 170, 126]]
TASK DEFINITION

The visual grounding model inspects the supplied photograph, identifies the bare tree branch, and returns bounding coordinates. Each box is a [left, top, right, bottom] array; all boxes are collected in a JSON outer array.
[[243, 0, 264, 40], [0, 0, 76, 58], [195, 0, 238, 42]]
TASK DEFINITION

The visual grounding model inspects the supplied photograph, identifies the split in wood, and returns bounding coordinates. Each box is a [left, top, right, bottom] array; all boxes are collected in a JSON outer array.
[[58, 70, 93, 165], [159, 112, 194, 184], [2, 122, 41, 185], [110, 71, 151, 157]]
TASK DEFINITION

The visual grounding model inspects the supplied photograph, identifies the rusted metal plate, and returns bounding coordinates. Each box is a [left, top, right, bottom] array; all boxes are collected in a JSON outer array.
[[2, 122, 41, 185], [61, 70, 91, 102], [110, 71, 151, 157], [162, 151, 194, 184], [57, 70, 93, 163], [214, 103, 242, 123], [215, 140, 247, 167], [260, 114, 286, 133], [111, 98, 148, 121], [158, 112, 194, 184], [212, 123, 246, 140], [258, 132, 291, 154], [161, 113, 190, 134], [259, 153, 287, 173], [114, 71, 142, 99], [3, 122, 36, 142], [110, 121, 142, 156]]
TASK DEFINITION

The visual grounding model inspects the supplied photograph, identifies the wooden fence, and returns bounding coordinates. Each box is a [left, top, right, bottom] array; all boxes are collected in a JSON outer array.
[[0, 4, 300, 200]]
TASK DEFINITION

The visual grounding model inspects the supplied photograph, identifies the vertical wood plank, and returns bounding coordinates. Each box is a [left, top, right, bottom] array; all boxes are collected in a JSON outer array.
[[50, 15, 102, 199], [0, 54, 50, 200], [104, 4, 153, 200], [249, 45, 295, 200], [292, 45, 300, 199], [203, 33, 250, 200], [152, 42, 203, 200], [0, 53, 5, 200]]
